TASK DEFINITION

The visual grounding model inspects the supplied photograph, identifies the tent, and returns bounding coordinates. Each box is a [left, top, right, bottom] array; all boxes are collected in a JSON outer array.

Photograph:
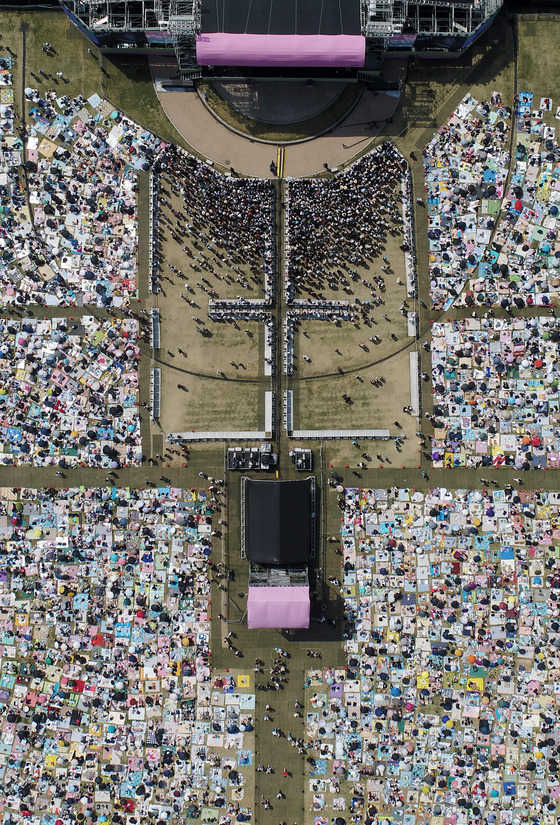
[[247, 585, 310, 628]]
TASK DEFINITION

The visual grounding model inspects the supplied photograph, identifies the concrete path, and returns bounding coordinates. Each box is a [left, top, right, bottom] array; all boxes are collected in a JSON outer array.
[[151, 58, 407, 178]]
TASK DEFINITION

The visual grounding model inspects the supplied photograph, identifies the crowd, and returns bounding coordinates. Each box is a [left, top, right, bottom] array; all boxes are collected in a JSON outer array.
[[454, 90, 560, 310], [0, 485, 255, 825], [423, 92, 511, 310], [284, 316, 294, 375], [0, 316, 140, 467], [1, 62, 164, 307], [304, 484, 560, 824], [151, 145, 275, 300], [291, 299, 351, 316], [424, 89, 560, 310], [0, 58, 13, 134], [286, 143, 407, 300], [12, 31, 560, 825], [431, 316, 560, 469], [0, 56, 13, 88], [149, 170, 162, 294], [207, 298, 270, 321], [194, 670, 255, 824]]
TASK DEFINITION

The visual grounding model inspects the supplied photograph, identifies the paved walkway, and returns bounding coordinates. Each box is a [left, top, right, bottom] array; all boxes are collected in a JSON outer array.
[[150, 57, 407, 177]]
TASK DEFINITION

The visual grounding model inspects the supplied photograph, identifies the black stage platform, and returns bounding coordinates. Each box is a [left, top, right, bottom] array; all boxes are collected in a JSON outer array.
[[200, 0, 361, 36], [244, 478, 312, 566]]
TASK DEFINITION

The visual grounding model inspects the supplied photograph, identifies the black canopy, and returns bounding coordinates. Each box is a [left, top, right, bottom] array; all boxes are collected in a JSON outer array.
[[245, 478, 312, 566], [201, 0, 361, 35]]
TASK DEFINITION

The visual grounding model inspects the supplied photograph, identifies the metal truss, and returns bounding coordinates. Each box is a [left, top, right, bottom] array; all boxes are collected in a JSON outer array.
[[61, 0, 160, 31], [362, 0, 503, 40]]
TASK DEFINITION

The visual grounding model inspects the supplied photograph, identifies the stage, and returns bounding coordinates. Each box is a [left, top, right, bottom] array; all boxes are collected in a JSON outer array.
[[198, 0, 364, 67]]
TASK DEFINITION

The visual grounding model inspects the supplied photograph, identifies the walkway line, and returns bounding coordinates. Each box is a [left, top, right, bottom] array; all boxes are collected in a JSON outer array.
[[276, 145, 286, 177], [278, 146, 286, 177], [298, 336, 417, 381], [152, 355, 263, 383]]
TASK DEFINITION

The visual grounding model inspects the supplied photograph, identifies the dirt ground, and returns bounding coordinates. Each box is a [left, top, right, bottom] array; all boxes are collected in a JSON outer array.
[[154, 174, 268, 434], [287, 175, 420, 464], [149, 159, 422, 461], [293, 346, 420, 466]]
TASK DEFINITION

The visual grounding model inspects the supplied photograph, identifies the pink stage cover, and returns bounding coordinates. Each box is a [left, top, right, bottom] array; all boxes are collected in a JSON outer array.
[[247, 586, 310, 629], [196, 33, 365, 68]]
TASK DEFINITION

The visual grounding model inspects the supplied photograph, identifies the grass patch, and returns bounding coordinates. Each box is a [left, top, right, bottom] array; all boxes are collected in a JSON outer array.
[[152, 173, 267, 434], [159, 370, 261, 432], [102, 55, 194, 150], [292, 348, 420, 465], [0, 8, 193, 151], [2, 9, 102, 111], [294, 348, 413, 429], [517, 17, 560, 102], [199, 81, 362, 142]]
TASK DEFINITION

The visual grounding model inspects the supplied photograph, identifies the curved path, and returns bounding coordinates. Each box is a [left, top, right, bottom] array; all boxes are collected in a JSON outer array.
[[150, 57, 407, 178], [154, 332, 418, 384]]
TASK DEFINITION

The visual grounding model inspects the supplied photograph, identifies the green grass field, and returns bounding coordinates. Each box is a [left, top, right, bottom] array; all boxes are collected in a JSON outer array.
[[102, 55, 193, 149], [0, 8, 192, 151], [517, 15, 560, 102]]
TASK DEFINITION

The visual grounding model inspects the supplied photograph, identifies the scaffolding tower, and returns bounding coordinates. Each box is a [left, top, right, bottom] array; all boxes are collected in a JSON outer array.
[[61, 0, 503, 71], [362, 0, 406, 37], [62, 0, 201, 69], [362, 0, 502, 41], [166, 0, 200, 71], [61, 0, 161, 31]]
